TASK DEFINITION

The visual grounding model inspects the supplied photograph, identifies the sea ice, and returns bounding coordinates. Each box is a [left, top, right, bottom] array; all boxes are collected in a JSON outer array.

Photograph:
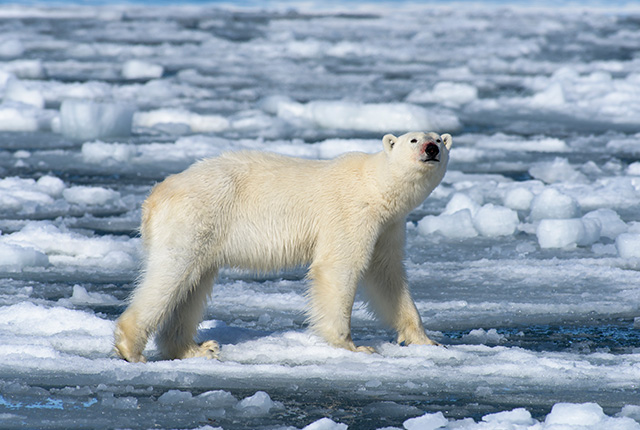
[[544, 403, 606, 426], [417, 209, 478, 240], [264, 96, 461, 133], [0, 242, 49, 269], [0, 38, 23, 58], [529, 157, 588, 184], [503, 187, 534, 211], [529, 188, 581, 221], [406, 81, 478, 108], [63, 186, 121, 206], [1, 3, 640, 430], [81, 141, 137, 164], [134, 108, 229, 133], [235, 391, 279, 416], [302, 418, 348, 430], [442, 193, 482, 216], [472, 204, 519, 237], [481, 408, 535, 426], [59, 99, 135, 140], [616, 233, 640, 259], [536, 217, 601, 249], [628, 162, 640, 176], [122, 59, 164, 80], [0, 102, 54, 132], [582, 208, 628, 240], [3, 78, 45, 108], [403, 412, 448, 430]]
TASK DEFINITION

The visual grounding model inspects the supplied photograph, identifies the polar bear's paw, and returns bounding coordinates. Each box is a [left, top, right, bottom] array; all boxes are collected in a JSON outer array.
[[177, 340, 220, 360], [194, 340, 220, 359], [354, 345, 376, 354]]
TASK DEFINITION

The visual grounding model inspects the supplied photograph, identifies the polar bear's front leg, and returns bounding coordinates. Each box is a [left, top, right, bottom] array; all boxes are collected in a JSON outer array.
[[363, 223, 438, 347], [306, 260, 373, 353]]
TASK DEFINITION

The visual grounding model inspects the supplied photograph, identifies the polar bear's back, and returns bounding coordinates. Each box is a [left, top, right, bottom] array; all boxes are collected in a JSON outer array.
[[142, 150, 372, 271]]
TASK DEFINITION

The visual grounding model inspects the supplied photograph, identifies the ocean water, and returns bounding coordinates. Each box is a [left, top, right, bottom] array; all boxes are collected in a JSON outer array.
[[0, 1, 640, 429]]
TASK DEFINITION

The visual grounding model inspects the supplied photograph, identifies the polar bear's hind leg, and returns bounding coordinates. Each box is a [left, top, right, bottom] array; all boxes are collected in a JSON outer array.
[[155, 267, 219, 360]]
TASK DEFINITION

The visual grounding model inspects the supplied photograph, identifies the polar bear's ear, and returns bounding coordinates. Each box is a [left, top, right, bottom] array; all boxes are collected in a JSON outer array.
[[383, 134, 397, 154], [441, 133, 452, 150]]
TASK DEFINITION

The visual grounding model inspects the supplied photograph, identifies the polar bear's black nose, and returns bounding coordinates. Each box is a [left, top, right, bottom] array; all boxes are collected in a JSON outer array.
[[425, 143, 439, 159]]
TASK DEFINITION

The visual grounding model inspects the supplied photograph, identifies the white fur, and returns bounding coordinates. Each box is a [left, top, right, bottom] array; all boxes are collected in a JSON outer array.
[[114, 131, 452, 362]]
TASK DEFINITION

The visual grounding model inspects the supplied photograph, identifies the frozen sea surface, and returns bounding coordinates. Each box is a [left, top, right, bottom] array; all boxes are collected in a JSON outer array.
[[0, 2, 640, 429]]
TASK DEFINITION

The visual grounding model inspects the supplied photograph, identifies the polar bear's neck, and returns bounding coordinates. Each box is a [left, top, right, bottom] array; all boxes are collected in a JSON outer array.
[[369, 152, 444, 222]]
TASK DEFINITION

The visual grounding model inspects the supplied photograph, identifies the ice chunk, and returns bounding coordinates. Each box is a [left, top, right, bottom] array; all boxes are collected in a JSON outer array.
[[60, 99, 135, 140], [583, 209, 627, 240], [36, 176, 65, 198], [406, 81, 478, 107], [473, 204, 519, 237], [63, 186, 120, 206], [544, 403, 605, 426], [122, 60, 164, 80], [627, 162, 640, 176], [530, 82, 566, 107], [0, 302, 112, 336], [65, 285, 119, 306], [0, 176, 59, 214], [235, 391, 277, 416], [503, 187, 534, 211], [0, 59, 44, 79], [462, 328, 506, 345], [616, 233, 640, 258], [134, 109, 229, 133], [443, 193, 481, 216], [194, 390, 237, 408], [101, 394, 138, 410], [4, 78, 45, 108], [1, 222, 138, 270], [476, 134, 569, 152], [417, 209, 478, 239], [265, 96, 461, 133], [0, 102, 54, 132], [403, 411, 448, 430], [0, 242, 49, 269], [482, 408, 535, 426], [81, 141, 136, 164], [302, 418, 348, 430], [529, 157, 588, 184], [530, 188, 580, 221], [0, 38, 24, 57], [158, 390, 193, 404], [536, 217, 601, 249], [620, 405, 640, 421]]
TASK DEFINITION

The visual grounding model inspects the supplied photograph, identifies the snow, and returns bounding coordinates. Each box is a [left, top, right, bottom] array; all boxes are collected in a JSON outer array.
[[0, 1, 640, 429]]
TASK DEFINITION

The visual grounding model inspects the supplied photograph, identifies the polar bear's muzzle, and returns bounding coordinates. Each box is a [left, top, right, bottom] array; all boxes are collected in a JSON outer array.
[[420, 142, 440, 163]]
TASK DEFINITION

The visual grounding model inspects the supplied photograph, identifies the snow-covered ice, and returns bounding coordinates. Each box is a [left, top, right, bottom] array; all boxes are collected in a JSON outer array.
[[0, 1, 640, 429]]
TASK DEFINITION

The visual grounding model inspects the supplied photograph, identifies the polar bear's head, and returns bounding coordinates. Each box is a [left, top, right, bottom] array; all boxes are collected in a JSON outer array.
[[382, 131, 452, 173]]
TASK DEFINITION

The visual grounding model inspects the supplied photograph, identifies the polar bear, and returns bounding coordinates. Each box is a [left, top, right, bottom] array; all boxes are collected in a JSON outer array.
[[114, 131, 452, 362]]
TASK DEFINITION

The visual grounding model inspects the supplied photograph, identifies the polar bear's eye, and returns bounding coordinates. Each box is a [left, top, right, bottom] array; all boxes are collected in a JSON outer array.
[[436, 138, 441, 143], [410, 139, 417, 143]]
